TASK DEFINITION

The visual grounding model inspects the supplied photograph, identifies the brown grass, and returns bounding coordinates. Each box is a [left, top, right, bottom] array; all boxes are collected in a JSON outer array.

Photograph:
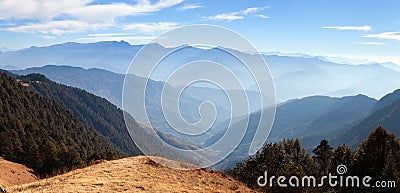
[[0, 157, 37, 188], [7, 156, 256, 193]]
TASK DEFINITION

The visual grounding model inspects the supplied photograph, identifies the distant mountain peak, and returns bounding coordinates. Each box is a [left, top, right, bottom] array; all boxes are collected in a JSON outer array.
[[373, 88, 400, 111]]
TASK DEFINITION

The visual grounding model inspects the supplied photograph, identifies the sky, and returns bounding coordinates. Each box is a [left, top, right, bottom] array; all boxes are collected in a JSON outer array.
[[0, 0, 399, 64]]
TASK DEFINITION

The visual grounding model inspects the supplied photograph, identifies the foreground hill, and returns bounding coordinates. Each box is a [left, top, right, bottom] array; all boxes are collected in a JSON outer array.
[[0, 157, 37, 188], [8, 156, 255, 193]]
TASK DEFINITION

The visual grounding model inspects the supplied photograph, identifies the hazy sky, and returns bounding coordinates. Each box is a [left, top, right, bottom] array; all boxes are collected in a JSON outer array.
[[0, 0, 399, 63]]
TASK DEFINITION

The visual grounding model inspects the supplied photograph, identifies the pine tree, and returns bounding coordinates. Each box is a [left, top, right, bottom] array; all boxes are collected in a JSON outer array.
[[313, 139, 333, 176], [353, 126, 399, 192], [331, 144, 352, 173]]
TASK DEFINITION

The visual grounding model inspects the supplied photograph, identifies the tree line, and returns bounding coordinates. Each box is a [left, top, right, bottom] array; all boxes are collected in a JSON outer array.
[[228, 126, 400, 193]]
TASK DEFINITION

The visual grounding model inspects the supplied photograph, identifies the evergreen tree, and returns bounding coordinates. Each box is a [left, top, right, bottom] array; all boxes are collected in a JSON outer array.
[[228, 139, 316, 192], [230, 127, 400, 193], [331, 144, 353, 173], [353, 126, 400, 192], [313, 139, 333, 176]]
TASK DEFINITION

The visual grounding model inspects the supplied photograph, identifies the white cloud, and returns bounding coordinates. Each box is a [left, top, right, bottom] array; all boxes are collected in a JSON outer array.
[[356, 42, 385, 45], [122, 22, 180, 34], [242, 7, 260, 15], [205, 7, 268, 21], [0, 0, 90, 20], [6, 20, 111, 35], [1, 0, 183, 35], [206, 14, 243, 21], [363, 32, 400, 41], [323, 25, 372, 31], [177, 4, 202, 11], [66, 0, 183, 23], [255, 14, 269, 19]]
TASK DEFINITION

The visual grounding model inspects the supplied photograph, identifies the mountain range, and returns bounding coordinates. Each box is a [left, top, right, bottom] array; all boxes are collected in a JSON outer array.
[[332, 89, 400, 148], [2, 41, 400, 103], [13, 65, 232, 145], [12, 64, 399, 145], [215, 89, 400, 169]]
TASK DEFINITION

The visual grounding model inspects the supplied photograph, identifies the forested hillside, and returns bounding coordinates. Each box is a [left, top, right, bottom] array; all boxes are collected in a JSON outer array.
[[19, 73, 141, 156], [0, 72, 118, 177]]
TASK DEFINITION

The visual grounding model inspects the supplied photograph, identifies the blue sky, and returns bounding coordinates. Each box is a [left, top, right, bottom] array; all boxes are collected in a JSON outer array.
[[0, 0, 399, 63]]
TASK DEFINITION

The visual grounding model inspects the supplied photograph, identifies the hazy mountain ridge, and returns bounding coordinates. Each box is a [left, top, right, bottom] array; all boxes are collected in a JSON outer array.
[[13, 65, 232, 145], [264, 54, 400, 101], [270, 95, 377, 141], [372, 89, 400, 111], [3, 41, 400, 103], [217, 88, 400, 169], [333, 88, 400, 148], [0, 41, 138, 73], [213, 94, 378, 169], [13, 65, 125, 106]]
